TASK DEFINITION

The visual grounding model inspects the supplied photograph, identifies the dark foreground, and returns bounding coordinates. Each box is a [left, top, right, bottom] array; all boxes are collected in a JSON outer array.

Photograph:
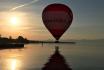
[[0, 43, 24, 49]]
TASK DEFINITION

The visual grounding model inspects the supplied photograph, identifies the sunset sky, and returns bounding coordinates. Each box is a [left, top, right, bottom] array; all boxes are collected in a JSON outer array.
[[0, 0, 104, 40]]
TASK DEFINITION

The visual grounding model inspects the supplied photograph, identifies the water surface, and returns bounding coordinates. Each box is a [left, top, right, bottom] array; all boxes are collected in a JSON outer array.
[[0, 42, 104, 70]]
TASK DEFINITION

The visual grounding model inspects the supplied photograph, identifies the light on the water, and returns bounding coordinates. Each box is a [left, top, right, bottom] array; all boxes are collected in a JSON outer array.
[[7, 58, 21, 70]]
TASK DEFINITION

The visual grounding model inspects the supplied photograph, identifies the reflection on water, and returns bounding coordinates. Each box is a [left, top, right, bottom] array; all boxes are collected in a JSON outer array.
[[0, 51, 22, 70], [42, 46, 72, 70], [9, 58, 17, 70], [7, 58, 21, 70], [0, 44, 72, 70], [0, 43, 104, 70]]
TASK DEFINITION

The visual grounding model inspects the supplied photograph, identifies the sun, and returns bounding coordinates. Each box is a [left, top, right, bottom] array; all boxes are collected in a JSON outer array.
[[10, 16, 19, 25]]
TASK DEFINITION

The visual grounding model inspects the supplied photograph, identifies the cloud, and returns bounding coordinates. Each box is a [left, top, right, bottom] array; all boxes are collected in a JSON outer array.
[[10, 0, 39, 11]]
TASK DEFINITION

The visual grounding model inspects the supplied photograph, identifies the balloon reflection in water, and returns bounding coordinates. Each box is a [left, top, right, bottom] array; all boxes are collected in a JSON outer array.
[[42, 46, 72, 70]]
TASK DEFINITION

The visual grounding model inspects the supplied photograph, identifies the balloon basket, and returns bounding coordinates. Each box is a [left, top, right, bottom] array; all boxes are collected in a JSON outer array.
[[55, 40, 59, 43]]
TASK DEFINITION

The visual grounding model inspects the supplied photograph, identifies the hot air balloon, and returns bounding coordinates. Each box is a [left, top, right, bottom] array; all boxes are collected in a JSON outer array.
[[42, 3, 73, 42]]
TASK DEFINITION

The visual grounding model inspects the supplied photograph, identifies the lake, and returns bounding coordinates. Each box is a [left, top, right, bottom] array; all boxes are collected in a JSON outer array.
[[0, 41, 104, 70]]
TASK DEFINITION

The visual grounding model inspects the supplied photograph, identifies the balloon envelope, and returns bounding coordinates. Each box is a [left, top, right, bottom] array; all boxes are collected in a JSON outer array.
[[42, 3, 73, 40]]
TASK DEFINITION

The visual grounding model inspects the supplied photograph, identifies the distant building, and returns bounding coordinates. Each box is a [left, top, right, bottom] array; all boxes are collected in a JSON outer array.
[[42, 46, 72, 70]]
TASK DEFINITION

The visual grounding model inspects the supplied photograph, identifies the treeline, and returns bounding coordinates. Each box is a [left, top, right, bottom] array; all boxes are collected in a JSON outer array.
[[0, 35, 29, 44]]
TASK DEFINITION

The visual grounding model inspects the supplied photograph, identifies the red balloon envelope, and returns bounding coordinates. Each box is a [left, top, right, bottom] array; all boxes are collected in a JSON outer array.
[[42, 3, 73, 41]]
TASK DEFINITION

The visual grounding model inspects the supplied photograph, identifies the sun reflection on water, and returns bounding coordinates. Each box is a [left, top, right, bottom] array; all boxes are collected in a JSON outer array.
[[7, 58, 21, 70], [10, 59, 17, 70]]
